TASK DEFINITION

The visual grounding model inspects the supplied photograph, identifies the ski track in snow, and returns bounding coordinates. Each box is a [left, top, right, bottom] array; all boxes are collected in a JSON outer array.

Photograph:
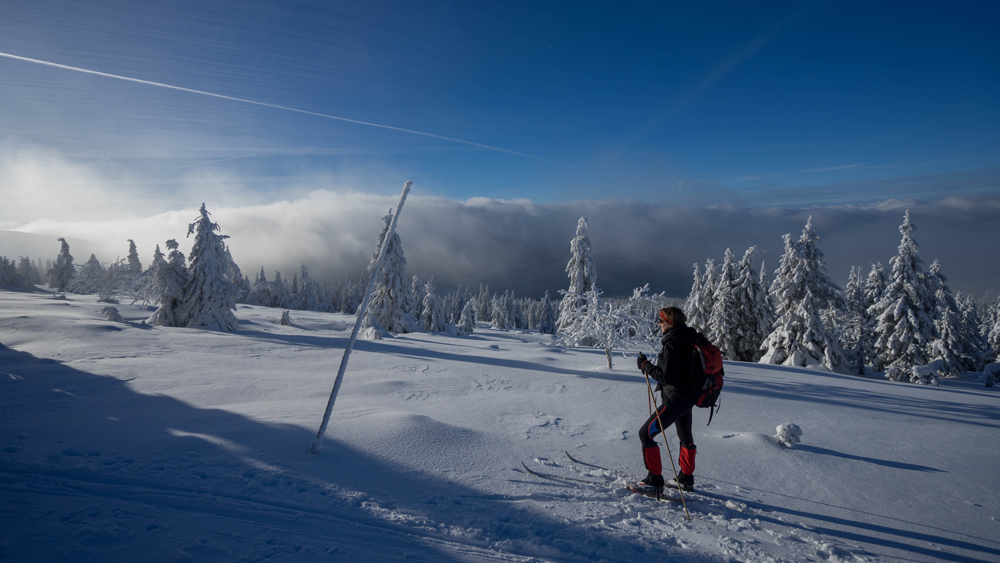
[[2, 288, 1000, 562]]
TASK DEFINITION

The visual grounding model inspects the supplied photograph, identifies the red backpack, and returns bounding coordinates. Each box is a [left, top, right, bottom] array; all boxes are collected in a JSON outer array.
[[691, 342, 724, 425]]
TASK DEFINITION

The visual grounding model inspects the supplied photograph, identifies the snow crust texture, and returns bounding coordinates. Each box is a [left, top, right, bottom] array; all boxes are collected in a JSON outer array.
[[2, 288, 999, 563]]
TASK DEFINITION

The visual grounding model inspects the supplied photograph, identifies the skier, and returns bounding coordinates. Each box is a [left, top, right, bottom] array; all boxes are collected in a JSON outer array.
[[634, 306, 707, 493]]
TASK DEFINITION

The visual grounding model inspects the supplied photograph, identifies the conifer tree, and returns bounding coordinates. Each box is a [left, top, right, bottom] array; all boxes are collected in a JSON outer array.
[[734, 246, 774, 362], [126, 239, 142, 274], [685, 263, 709, 333], [411, 275, 425, 316], [700, 258, 718, 329], [420, 276, 446, 333], [760, 218, 845, 370], [458, 298, 477, 335], [925, 260, 964, 376], [558, 217, 597, 332], [843, 265, 867, 374], [869, 211, 937, 380], [708, 248, 741, 360], [957, 294, 988, 371], [295, 264, 319, 311], [477, 284, 491, 320], [363, 210, 416, 333], [49, 238, 75, 291], [180, 204, 240, 331], [490, 292, 510, 330], [148, 240, 189, 327], [537, 290, 557, 334]]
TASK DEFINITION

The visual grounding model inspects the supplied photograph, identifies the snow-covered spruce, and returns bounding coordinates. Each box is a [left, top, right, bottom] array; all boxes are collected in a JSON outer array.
[[708, 248, 741, 360], [684, 262, 708, 333], [420, 276, 446, 333], [536, 290, 557, 335], [48, 237, 75, 291], [558, 216, 597, 335], [457, 298, 477, 335], [362, 210, 417, 334], [869, 211, 937, 381], [178, 204, 241, 331], [735, 246, 774, 363], [147, 240, 189, 327], [760, 218, 845, 370]]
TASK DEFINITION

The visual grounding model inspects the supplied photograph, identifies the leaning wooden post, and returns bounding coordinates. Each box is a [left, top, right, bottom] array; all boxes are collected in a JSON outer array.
[[308, 180, 412, 454]]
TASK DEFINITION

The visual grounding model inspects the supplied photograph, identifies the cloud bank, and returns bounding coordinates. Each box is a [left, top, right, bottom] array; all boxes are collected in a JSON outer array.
[[3, 148, 998, 298]]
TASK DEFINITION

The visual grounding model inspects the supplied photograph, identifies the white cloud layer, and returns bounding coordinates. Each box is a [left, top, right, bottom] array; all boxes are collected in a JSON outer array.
[[3, 148, 998, 298]]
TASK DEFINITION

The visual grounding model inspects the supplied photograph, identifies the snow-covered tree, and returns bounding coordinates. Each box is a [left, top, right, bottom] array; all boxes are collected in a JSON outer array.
[[925, 260, 964, 376], [558, 217, 597, 332], [49, 238, 75, 291], [16, 256, 42, 286], [420, 276, 446, 333], [987, 300, 1000, 362], [147, 240, 189, 327], [685, 263, 709, 333], [869, 211, 937, 381], [126, 239, 142, 274], [363, 210, 417, 333], [0, 257, 28, 287], [339, 277, 359, 314], [957, 294, 989, 371], [292, 264, 319, 311], [700, 258, 718, 329], [734, 246, 773, 362], [457, 298, 477, 335], [477, 284, 491, 320], [70, 254, 106, 295], [760, 218, 845, 370], [180, 203, 240, 331], [490, 292, 512, 330], [708, 248, 741, 360], [842, 265, 868, 374], [537, 290, 557, 334], [557, 285, 660, 368], [411, 275, 425, 316]]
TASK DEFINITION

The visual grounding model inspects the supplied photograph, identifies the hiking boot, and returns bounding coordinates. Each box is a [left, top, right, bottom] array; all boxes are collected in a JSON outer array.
[[665, 472, 694, 492], [636, 471, 664, 493]]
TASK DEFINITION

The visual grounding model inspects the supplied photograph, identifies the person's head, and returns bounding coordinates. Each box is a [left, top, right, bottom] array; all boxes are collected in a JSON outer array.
[[657, 306, 686, 333]]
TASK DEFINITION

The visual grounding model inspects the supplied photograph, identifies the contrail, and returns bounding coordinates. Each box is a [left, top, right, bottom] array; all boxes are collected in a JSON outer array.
[[159, 153, 258, 172], [0, 51, 587, 171]]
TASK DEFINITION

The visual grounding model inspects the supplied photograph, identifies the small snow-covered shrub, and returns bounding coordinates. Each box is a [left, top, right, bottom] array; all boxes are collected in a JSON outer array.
[[982, 363, 1000, 388], [910, 359, 943, 386], [775, 423, 802, 448], [279, 310, 292, 325], [101, 306, 124, 323]]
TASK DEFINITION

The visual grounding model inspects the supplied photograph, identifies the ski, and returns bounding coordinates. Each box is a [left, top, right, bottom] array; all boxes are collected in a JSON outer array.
[[521, 462, 686, 504], [519, 461, 606, 485], [565, 450, 607, 470], [561, 452, 729, 502]]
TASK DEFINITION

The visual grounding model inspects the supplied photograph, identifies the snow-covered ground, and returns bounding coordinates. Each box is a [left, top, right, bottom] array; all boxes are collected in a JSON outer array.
[[1, 287, 998, 563]]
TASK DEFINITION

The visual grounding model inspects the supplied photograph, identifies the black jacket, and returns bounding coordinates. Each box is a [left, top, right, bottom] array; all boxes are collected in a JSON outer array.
[[641, 324, 709, 401]]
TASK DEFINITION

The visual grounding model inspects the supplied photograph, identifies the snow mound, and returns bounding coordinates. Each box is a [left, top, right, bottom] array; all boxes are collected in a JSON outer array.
[[775, 423, 802, 448], [100, 306, 124, 323]]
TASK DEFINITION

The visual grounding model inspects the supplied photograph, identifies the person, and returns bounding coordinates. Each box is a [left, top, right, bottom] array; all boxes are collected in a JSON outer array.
[[634, 306, 708, 493]]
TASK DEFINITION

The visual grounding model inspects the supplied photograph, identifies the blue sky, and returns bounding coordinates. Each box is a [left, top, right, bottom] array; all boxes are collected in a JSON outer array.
[[2, 0, 998, 207], [2, 1, 1000, 296]]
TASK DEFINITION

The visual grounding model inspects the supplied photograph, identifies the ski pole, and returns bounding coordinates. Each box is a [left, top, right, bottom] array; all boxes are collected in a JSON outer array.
[[643, 372, 691, 521], [309, 181, 412, 454]]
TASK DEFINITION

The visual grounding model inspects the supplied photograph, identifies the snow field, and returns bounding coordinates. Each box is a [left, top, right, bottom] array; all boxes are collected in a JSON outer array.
[[2, 288, 999, 562]]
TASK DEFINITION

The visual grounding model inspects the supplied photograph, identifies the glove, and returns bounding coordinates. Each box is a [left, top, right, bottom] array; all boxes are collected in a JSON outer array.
[[636, 353, 648, 372]]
